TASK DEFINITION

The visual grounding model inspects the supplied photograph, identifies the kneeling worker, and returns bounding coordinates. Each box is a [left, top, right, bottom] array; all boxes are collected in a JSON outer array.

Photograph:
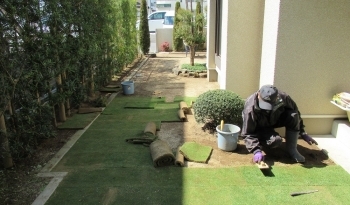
[[241, 85, 318, 163]]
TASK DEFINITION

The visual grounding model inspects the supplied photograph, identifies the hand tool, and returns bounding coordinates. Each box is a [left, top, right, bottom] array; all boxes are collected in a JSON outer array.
[[256, 161, 269, 169], [220, 120, 224, 130], [290, 190, 318, 196]]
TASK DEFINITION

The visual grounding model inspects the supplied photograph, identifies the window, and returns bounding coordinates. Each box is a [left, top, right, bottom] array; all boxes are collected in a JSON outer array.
[[164, 16, 174, 25], [157, 4, 172, 9], [149, 12, 165, 20], [148, 12, 165, 20], [215, 0, 222, 56]]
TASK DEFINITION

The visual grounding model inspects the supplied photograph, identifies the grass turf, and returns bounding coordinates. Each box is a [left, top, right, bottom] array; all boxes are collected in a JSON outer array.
[[47, 166, 350, 205], [47, 96, 350, 205], [57, 112, 100, 129], [180, 142, 213, 163], [123, 102, 157, 109]]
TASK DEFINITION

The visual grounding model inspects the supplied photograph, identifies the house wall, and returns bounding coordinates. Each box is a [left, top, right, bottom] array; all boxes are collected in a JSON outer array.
[[206, 0, 216, 82], [225, 1, 265, 97], [208, 0, 349, 134], [155, 27, 207, 52], [207, 0, 265, 97], [156, 28, 174, 51], [264, 0, 350, 134], [274, 0, 350, 115]]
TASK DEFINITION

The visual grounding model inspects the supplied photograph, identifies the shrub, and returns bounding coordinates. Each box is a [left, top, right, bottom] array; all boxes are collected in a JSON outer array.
[[160, 41, 170, 52], [193, 89, 245, 131], [181, 63, 206, 72], [90, 95, 107, 107]]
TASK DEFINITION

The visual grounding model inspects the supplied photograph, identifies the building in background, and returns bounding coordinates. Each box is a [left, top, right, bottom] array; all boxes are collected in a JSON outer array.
[[136, 0, 157, 18], [156, 0, 207, 12], [206, 0, 350, 135]]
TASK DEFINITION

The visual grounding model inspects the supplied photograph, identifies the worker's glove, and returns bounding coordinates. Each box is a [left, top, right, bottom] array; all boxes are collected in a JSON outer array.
[[300, 133, 318, 145], [253, 150, 264, 163]]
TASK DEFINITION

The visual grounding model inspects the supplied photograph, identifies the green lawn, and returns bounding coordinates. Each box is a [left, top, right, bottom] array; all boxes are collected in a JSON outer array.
[[47, 96, 350, 205]]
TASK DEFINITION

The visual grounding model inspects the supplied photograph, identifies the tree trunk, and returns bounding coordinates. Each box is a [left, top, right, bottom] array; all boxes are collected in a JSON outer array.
[[0, 114, 13, 168], [88, 70, 95, 98], [61, 71, 70, 117], [36, 89, 40, 104], [52, 106, 57, 127], [56, 74, 66, 122], [65, 99, 71, 117], [190, 45, 195, 66], [58, 102, 66, 122], [8, 100, 16, 133]]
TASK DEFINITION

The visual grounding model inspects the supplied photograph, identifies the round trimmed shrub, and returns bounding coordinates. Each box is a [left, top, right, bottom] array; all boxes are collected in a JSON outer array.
[[193, 89, 245, 130]]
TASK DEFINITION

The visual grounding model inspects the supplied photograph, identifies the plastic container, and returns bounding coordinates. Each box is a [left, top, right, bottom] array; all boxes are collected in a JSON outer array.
[[216, 124, 241, 151], [121, 81, 134, 95]]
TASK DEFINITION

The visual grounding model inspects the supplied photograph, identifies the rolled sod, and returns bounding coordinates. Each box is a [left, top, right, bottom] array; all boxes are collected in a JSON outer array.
[[150, 139, 175, 167]]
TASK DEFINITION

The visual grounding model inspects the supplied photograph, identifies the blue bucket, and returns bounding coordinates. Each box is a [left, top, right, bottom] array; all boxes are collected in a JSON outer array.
[[216, 124, 240, 151], [121, 81, 134, 95]]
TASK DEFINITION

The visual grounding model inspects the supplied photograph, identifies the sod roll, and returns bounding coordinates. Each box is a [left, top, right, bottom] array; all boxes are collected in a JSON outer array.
[[175, 147, 185, 167], [144, 122, 157, 135], [179, 101, 189, 114], [178, 109, 186, 121], [150, 140, 175, 167], [125, 135, 157, 145]]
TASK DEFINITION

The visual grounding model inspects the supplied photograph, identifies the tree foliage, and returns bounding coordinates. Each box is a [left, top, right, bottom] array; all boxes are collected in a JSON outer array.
[[139, 0, 150, 55], [0, 0, 138, 164], [173, 2, 183, 51], [196, 1, 203, 33], [175, 6, 205, 65]]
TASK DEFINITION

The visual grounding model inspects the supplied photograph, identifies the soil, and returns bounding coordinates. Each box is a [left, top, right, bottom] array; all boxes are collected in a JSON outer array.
[[0, 129, 76, 205], [0, 52, 335, 205]]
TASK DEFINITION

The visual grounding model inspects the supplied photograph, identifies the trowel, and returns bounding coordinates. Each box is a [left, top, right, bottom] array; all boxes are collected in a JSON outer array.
[[256, 161, 269, 169]]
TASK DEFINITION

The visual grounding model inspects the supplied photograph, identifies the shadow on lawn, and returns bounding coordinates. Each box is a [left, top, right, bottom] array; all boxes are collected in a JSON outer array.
[[263, 142, 330, 169], [259, 143, 330, 177]]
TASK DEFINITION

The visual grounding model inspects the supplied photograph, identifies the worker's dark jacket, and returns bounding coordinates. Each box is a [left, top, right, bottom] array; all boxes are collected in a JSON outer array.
[[241, 90, 306, 153]]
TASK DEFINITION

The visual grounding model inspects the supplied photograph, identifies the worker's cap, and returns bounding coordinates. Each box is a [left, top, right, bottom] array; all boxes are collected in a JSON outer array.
[[258, 85, 278, 110]]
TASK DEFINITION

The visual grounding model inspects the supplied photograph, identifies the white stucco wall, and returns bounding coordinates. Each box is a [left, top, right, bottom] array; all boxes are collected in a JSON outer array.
[[207, 0, 350, 134], [156, 28, 173, 51], [209, 0, 265, 97], [273, 0, 350, 116], [259, 0, 280, 86], [260, 0, 350, 134]]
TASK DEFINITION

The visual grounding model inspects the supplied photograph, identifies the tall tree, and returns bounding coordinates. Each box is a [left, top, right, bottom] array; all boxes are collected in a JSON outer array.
[[173, 2, 182, 51], [196, 1, 203, 33], [139, 0, 150, 55], [175, 8, 205, 65], [0, 0, 139, 163]]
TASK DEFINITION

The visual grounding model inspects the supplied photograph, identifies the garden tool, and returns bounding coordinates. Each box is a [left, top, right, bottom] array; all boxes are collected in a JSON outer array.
[[290, 190, 318, 197], [256, 161, 269, 169]]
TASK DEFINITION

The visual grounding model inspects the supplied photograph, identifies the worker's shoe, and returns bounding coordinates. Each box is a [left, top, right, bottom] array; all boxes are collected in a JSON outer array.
[[285, 130, 305, 163]]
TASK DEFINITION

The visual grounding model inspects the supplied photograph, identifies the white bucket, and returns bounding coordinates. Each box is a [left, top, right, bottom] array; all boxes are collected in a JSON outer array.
[[216, 124, 241, 151]]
